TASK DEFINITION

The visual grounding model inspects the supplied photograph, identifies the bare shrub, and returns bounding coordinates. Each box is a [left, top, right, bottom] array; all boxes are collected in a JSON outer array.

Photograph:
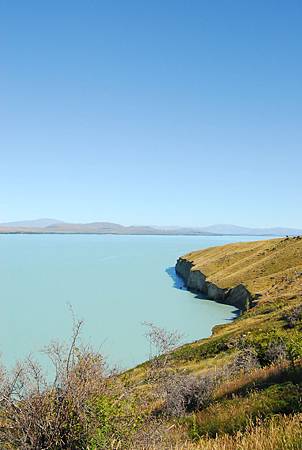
[[142, 324, 219, 418], [160, 372, 219, 417], [142, 322, 182, 381], [283, 305, 302, 328], [226, 347, 260, 377], [0, 320, 185, 449], [0, 319, 118, 450], [264, 340, 288, 365]]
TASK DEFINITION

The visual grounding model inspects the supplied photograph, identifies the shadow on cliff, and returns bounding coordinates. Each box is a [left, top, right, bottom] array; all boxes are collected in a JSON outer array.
[[165, 266, 240, 320], [165, 267, 187, 290]]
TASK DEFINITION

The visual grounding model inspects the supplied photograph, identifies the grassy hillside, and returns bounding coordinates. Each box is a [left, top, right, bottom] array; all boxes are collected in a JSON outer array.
[[179, 236, 302, 295], [124, 237, 302, 448], [171, 237, 302, 368]]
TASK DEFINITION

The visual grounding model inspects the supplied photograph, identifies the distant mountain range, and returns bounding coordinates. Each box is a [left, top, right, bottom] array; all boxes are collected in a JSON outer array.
[[0, 219, 301, 236], [0, 219, 215, 236], [0, 218, 64, 228], [197, 224, 302, 236]]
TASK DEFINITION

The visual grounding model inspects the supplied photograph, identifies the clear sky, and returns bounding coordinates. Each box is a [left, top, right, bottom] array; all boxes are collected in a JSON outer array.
[[0, 0, 301, 227]]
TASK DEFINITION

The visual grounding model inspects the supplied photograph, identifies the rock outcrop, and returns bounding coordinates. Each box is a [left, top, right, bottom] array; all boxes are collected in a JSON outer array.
[[175, 257, 251, 311]]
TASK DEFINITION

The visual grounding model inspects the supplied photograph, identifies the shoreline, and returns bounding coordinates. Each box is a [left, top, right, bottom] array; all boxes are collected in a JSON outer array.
[[0, 231, 279, 237]]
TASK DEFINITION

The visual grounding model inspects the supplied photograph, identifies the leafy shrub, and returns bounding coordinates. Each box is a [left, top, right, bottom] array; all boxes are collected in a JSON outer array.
[[89, 394, 144, 449], [287, 334, 302, 364]]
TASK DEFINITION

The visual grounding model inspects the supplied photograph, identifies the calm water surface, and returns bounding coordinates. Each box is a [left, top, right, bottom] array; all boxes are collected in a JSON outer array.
[[0, 235, 263, 369]]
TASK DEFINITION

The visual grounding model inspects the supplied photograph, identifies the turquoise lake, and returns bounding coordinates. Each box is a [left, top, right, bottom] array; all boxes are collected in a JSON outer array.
[[0, 234, 263, 370]]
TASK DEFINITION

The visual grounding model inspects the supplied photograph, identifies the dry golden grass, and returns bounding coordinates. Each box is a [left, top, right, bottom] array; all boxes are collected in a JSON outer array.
[[182, 236, 302, 295], [191, 413, 302, 450], [162, 236, 302, 372], [127, 237, 302, 379], [214, 360, 301, 399], [133, 414, 302, 449]]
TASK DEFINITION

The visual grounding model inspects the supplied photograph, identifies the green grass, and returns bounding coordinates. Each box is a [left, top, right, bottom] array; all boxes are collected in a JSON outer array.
[[188, 382, 302, 439]]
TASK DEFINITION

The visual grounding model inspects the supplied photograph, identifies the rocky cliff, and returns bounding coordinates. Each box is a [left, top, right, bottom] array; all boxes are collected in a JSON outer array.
[[175, 257, 251, 311], [175, 237, 302, 313]]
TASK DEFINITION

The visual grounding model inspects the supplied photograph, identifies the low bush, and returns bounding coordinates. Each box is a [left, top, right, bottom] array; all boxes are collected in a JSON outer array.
[[173, 334, 232, 362], [160, 372, 219, 417], [89, 394, 144, 449], [225, 347, 260, 376], [264, 340, 288, 364], [283, 305, 302, 329]]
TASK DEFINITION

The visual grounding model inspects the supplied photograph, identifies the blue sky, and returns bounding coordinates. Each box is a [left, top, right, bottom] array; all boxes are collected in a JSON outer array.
[[0, 0, 301, 227]]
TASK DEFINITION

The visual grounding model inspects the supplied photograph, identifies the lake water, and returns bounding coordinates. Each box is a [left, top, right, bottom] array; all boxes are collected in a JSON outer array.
[[0, 234, 263, 370]]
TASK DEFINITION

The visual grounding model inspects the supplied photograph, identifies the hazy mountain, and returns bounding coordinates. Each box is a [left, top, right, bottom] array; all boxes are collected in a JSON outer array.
[[199, 224, 302, 236], [0, 220, 301, 236], [0, 220, 217, 235], [44, 222, 217, 235], [0, 218, 64, 228]]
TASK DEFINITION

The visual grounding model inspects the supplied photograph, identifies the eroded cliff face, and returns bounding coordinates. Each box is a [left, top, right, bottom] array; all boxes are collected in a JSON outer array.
[[175, 257, 251, 311]]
